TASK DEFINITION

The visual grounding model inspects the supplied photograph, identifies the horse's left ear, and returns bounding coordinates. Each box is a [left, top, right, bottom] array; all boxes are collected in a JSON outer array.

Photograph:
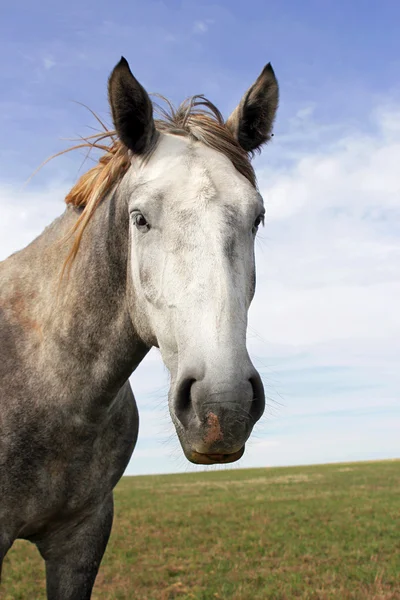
[[108, 57, 156, 155], [226, 63, 279, 154]]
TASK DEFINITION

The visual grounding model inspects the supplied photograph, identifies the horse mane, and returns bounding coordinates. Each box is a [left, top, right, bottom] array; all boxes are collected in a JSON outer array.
[[41, 96, 256, 271]]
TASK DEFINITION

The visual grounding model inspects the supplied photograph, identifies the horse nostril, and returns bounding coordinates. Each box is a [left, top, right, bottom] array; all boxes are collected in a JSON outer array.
[[249, 372, 265, 422], [175, 377, 196, 428]]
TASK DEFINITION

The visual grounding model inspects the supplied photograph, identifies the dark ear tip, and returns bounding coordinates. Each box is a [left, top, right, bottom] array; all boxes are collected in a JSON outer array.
[[263, 62, 275, 76], [116, 56, 130, 70]]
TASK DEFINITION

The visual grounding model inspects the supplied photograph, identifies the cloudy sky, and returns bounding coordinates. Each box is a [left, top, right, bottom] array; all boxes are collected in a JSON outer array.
[[1, 1, 399, 475]]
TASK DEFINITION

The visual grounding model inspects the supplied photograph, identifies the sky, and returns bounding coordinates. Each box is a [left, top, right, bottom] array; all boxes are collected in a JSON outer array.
[[0, 0, 399, 475]]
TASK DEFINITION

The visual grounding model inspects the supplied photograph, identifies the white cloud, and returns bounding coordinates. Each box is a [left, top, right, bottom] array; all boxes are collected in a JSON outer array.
[[249, 108, 400, 353], [193, 19, 214, 34], [42, 56, 56, 70]]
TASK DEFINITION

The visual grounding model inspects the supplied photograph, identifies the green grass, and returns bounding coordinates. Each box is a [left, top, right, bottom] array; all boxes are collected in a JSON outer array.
[[2, 460, 400, 599]]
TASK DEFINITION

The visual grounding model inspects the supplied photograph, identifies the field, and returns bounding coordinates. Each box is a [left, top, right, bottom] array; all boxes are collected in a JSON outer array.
[[2, 460, 399, 599]]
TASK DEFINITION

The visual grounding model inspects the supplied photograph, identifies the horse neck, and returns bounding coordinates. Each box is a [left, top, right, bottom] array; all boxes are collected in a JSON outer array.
[[5, 186, 149, 404]]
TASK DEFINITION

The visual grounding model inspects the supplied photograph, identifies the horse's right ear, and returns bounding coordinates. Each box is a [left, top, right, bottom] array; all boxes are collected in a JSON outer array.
[[108, 57, 156, 155]]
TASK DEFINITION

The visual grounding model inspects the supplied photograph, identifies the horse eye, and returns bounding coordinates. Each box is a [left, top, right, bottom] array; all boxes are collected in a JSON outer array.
[[253, 214, 264, 231], [133, 213, 149, 230]]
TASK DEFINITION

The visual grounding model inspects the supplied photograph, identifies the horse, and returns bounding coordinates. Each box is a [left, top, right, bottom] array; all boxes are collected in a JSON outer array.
[[0, 56, 279, 599]]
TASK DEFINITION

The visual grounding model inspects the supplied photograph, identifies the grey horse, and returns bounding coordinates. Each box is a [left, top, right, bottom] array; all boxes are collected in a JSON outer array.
[[0, 57, 279, 598]]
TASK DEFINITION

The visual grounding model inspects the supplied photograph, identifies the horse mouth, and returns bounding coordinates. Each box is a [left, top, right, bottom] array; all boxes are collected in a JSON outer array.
[[188, 447, 245, 465]]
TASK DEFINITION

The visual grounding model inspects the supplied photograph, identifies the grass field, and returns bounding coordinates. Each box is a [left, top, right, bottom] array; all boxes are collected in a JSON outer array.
[[2, 460, 399, 599]]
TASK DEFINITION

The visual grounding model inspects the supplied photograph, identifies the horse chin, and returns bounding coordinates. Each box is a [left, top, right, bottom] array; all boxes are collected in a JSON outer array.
[[185, 446, 245, 465]]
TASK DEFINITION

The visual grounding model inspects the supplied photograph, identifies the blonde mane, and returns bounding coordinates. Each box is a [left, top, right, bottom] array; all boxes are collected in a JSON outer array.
[[45, 96, 256, 271]]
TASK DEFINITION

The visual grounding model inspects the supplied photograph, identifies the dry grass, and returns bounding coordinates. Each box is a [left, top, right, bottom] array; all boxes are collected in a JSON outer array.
[[2, 460, 400, 599]]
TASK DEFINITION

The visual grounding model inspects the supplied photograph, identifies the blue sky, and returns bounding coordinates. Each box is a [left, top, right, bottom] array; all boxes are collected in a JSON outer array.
[[1, 1, 399, 474]]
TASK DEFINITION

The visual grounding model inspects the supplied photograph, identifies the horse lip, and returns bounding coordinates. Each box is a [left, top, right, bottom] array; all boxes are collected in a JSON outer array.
[[187, 447, 245, 465]]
